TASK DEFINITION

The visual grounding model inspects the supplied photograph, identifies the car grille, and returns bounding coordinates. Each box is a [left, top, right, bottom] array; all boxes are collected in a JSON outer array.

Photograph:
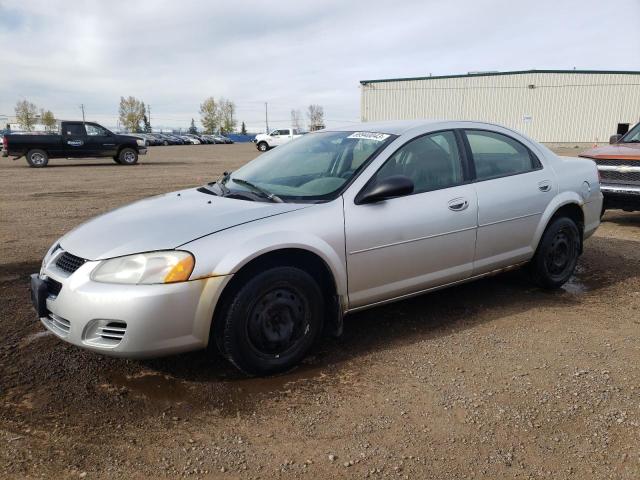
[[43, 312, 71, 336], [99, 321, 127, 342], [595, 158, 640, 167], [599, 170, 640, 185], [55, 251, 86, 274], [45, 278, 62, 297]]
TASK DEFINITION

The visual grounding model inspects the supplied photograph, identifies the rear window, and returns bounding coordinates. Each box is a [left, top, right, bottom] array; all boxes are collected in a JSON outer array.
[[65, 124, 86, 136]]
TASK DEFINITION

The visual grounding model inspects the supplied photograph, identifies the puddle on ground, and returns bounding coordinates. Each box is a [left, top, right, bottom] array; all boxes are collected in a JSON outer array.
[[105, 371, 189, 403], [105, 362, 334, 412], [562, 265, 609, 295], [20, 330, 53, 348]]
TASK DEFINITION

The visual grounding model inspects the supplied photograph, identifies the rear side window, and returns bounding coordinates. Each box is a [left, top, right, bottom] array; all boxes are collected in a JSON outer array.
[[65, 124, 86, 136], [465, 130, 539, 180], [278, 130, 290, 136]]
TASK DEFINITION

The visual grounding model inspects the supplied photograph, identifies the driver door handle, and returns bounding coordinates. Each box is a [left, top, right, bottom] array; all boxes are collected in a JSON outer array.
[[448, 198, 469, 211]]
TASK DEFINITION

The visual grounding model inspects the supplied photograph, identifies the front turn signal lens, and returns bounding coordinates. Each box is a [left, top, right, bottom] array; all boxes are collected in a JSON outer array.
[[164, 255, 195, 283]]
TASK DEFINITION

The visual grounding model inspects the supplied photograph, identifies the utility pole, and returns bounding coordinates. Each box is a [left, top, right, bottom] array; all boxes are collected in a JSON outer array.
[[265, 102, 269, 133], [148, 105, 151, 131], [80, 104, 85, 123]]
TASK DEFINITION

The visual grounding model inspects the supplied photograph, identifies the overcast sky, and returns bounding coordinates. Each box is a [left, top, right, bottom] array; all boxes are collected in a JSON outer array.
[[1, 0, 638, 132]]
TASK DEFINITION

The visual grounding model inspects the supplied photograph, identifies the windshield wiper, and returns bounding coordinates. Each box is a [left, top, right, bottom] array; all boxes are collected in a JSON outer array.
[[231, 178, 284, 203], [204, 171, 232, 196]]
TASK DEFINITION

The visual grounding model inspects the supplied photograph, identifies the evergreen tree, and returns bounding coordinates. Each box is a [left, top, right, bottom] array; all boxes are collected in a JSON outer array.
[[241, 121, 247, 135], [188, 118, 198, 134]]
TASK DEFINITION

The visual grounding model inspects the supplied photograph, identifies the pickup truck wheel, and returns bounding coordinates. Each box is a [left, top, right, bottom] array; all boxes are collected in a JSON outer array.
[[112, 156, 122, 164], [118, 148, 138, 165], [529, 217, 580, 289], [218, 266, 324, 376], [26, 149, 49, 168], [257, 141, 269, 152]]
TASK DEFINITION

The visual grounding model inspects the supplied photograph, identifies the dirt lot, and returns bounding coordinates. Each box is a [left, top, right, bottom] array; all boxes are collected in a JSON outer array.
[[1, 144, 639, 479]]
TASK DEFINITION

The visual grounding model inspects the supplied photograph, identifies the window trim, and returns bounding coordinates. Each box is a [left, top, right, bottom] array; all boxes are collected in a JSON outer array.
[[461, 128, 543, 182], [355, 129, 472, 204]]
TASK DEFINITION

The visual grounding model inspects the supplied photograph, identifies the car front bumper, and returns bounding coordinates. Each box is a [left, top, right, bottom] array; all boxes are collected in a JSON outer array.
[[32, 257, 229, 358]]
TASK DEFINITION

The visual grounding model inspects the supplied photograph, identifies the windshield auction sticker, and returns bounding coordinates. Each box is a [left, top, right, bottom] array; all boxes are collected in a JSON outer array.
[[347, 132, 390, 142]]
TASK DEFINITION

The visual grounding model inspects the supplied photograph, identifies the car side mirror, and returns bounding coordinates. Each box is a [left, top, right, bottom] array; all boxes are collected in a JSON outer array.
[[610, 134, 622, 144], [356, 175, 414, 205]]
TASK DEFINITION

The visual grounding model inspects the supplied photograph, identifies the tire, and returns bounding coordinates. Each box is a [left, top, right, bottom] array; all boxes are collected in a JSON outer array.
[[26, 149, 49, 168], [118, 147, 138, 165], [529, 217, 580, 289], [257, 141, 269, 152], [217, 266, 324, 376], [163, 141, 169, 146]]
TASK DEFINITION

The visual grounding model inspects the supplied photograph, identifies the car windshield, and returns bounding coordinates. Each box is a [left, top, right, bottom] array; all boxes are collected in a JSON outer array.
[[223, 130, 395, 202], [621, 123, 640, 143]]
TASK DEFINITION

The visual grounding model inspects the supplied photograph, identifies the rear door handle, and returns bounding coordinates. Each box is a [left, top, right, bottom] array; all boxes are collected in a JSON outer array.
[[448, 198, 469, 211], [538, 180, 552, 192]]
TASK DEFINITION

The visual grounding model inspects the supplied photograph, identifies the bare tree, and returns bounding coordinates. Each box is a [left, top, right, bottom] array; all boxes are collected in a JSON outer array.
[[40, 109, 57, 131], [199, 97, 219, 133], [307, 104, 324, 131], [118, 96, 145, 132], [290, 109, 302, 130], [218, 98, 237, 134], [15, 100, 38, 131]]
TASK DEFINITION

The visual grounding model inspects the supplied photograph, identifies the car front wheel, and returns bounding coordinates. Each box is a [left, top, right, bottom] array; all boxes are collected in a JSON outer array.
[[530, 216, 580, 289], [217, 266, 324, 376], [257, 142, 269, 152]]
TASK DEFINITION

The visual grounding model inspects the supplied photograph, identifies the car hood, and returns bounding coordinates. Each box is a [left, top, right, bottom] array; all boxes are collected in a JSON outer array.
[[579, 143, 640, 161], [59, 188, 308, 260]]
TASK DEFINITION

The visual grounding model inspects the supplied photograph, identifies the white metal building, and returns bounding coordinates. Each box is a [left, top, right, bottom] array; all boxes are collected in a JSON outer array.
[[360, 70, 640, 144]]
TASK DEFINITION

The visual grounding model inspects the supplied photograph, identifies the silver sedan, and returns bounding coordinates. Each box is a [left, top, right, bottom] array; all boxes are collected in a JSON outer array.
[[31, 120, 603, 375]]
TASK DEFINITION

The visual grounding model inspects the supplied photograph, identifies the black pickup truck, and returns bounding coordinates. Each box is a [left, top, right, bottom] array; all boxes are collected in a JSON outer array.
[[1, 121, 147, 167]]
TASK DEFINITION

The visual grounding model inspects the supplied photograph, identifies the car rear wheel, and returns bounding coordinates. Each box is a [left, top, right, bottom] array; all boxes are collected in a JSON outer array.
[[118, 148, 138, 165], [257, 142, 269, 152], [26, 149, 49, 168], [529, 216, 580, 289], [217, 266, 324, 376]]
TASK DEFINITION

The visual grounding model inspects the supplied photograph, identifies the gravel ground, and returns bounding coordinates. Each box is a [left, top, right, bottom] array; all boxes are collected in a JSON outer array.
[[1, 143, 639, 479]]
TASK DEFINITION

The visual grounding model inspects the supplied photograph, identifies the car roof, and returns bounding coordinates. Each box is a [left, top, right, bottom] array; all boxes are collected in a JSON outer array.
[[327, 120, 444, 135]]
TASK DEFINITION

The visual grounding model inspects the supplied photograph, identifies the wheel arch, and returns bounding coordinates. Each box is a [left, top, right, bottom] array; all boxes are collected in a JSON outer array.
[[533, 193, 585, 254], [210, 247, 346, 346]]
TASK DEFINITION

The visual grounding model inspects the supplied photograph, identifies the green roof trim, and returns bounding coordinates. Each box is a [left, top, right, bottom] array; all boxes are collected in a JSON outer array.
[[360, 69, 640, 84]]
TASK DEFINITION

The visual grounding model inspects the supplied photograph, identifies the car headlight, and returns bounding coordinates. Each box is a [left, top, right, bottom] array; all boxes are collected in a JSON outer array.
[[136, 138, 146, 147], [91, 251, 195, 285]]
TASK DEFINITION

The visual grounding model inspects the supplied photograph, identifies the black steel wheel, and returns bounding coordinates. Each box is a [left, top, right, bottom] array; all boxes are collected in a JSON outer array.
[[217, 266, 324, 376], [530, 216, 580, 289]]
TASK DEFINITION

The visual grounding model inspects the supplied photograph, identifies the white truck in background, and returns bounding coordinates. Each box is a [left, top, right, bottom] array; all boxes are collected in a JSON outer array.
[[254, 128, 304, 151]]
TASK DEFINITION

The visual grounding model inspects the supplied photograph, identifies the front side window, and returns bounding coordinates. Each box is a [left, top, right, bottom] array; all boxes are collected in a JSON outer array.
[[466, 130, 539, 180], [373, 130, 463, 194], [85, 124, 108, 136], [223, 131, 395, 201], [65, 124, 86, 136]]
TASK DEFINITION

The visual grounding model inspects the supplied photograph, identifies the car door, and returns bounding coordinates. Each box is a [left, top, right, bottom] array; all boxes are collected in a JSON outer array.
[[62, 123, 91, 157], [343, 130, 478, 308], [84, 123, 118, 157], [463, 129, 554, 274]]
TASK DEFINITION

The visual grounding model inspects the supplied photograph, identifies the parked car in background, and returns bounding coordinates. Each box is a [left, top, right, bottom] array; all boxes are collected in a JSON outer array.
[[180, 135, 200, 145], [30, 120, 601, 375], [2, 121, 147, 167], [254, 128, 304, 151], [579, 122, 640, 213], [216, 135, 234, 144]]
